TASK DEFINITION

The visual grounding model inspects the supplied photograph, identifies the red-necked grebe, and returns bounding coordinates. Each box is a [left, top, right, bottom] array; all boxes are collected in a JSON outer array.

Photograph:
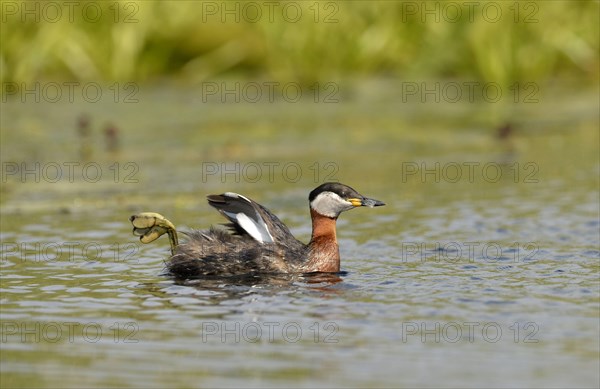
[[129, 182, 384, 278]]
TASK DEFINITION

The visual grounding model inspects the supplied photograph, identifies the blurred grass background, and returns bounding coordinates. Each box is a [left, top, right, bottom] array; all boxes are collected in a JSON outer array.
[[1, 0, 598, 87]]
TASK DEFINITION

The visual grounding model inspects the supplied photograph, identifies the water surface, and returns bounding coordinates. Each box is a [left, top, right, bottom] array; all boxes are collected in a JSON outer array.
[[1, 82, 599, 388]]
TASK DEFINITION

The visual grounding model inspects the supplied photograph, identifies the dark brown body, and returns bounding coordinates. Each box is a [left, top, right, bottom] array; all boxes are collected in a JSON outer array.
[[167, 211, 340, 278], [164, 183, 383, 279]]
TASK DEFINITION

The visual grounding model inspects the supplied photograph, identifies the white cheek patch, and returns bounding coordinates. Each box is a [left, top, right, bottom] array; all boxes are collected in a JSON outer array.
[[310, 192, 353, 218]]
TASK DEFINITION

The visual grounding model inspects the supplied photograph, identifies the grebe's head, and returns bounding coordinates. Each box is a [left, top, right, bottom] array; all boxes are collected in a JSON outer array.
[[308, 182, 385, 218]]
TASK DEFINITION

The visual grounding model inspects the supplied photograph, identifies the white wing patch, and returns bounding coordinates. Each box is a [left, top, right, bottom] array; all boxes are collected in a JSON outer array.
[[235, 213, 274, 243], [222, 194, 274, 244]]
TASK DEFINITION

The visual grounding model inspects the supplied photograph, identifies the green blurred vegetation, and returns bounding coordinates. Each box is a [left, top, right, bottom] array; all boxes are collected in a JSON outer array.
[[1, 0, 598, 85]]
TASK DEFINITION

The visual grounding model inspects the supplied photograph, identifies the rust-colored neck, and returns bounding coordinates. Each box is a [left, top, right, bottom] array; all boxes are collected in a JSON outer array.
[[304, 208, 340, 273]]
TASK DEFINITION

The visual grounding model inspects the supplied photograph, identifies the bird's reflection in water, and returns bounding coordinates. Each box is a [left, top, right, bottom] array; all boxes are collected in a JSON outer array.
[[140, 271, 346, 304], [174, 271, 344, 290]]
